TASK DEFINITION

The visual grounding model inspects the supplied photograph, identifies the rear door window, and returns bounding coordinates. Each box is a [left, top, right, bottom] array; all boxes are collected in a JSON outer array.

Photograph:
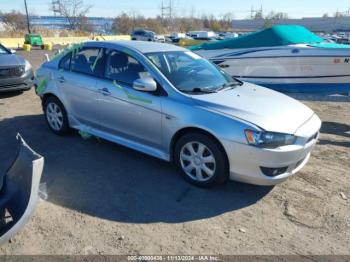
[[71, 47, 105, 77]]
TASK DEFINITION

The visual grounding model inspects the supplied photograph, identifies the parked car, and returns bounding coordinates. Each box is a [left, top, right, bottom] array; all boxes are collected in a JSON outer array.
[[0, 134, 44, 244], [35, 41, 321, 187], [0, 44, 34, 92], [131, 29, 165, 42], [169, 32, 188, 43]]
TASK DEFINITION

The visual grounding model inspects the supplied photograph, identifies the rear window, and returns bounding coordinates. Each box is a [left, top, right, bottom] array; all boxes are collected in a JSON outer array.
[[59, 52, 72, 70]]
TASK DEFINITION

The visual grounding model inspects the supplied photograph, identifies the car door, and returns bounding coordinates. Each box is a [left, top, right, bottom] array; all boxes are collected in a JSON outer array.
[[55, 47, 104, 129], [95, 49, 163, 150]]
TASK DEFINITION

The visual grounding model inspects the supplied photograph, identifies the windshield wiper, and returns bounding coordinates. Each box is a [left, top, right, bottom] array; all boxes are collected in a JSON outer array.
[[217, 80, 243, 92], [180, 87, 217, 94]]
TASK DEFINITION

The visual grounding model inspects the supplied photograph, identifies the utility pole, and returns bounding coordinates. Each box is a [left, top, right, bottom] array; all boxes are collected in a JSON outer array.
[[51, 0, 61, 17], [169, 0, 173, 20], [24, 0, 31, 33], [160, 0, 175, 29], [161, 0, 165, 24]]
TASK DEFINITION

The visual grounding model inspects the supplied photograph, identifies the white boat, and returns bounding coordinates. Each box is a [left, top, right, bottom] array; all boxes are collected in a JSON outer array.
[[192, 25, 350, 94]]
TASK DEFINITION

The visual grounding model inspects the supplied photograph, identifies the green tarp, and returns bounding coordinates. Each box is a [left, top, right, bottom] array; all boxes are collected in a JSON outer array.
[[190, 25, 325, 50]]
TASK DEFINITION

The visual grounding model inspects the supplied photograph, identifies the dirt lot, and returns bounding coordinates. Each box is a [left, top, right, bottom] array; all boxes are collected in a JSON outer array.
[[0, 49, 349, 255]]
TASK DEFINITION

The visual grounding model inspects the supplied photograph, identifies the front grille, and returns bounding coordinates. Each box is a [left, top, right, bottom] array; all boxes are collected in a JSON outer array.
[[0, 66, 25, 79]]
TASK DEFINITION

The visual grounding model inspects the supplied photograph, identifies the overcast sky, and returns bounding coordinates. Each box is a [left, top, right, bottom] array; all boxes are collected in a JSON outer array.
[[1, 0, 350, 19]]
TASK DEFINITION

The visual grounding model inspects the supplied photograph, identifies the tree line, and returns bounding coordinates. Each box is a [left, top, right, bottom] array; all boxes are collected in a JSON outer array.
[[0, 0, 347, 36]]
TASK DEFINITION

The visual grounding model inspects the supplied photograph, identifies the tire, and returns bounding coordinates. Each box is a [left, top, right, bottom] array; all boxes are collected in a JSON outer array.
[[44, 96, 70, 135], [174, 133, 229, 188]]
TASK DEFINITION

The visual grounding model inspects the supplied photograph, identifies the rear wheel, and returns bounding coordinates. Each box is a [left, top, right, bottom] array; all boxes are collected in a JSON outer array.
[[174, 133, 229, 188], [44, 97, 70, 135]]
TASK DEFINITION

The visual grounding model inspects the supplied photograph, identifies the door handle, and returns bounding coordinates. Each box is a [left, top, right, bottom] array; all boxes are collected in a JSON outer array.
[[57, 76, 65, 83], [98, 87, 111, 96]]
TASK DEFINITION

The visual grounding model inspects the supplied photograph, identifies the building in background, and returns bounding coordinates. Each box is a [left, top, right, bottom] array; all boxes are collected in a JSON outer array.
[[29, 16, 114, 34]]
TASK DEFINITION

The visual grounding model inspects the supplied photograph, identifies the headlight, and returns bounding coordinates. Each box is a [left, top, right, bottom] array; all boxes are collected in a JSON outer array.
[[245, 129, 296, 148], [24, 60, 32, 72]]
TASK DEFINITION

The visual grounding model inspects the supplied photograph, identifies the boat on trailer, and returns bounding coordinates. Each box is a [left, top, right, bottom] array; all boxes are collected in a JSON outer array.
[[191, 25, 350, 94]]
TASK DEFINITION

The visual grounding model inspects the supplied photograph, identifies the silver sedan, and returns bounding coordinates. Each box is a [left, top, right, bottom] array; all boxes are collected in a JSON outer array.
[[35, 41, 321, 187]]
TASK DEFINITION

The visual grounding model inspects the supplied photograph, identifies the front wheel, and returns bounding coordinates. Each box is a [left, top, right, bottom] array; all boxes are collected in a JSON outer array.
[[174, 133, 229, 188], [44, 97, 70, 135]]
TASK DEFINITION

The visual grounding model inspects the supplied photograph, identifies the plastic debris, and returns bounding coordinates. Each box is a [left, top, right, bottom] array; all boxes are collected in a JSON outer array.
[[239, 228, 247, 233], [79, 130, 93, 140], [340, 192, 348, 200]]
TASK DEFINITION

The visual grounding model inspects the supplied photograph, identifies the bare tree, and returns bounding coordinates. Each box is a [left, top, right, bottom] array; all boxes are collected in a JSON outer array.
[[334, 10, 345, 18], [266, 11, 289, 20], [112, 13, 134, 34], [51, 0, 92, 30], [0, 10, 27, 32], [220, 12, 234, 30]]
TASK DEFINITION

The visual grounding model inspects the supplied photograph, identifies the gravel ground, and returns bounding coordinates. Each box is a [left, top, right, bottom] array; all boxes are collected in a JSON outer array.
[[0, 49, 349, 255]]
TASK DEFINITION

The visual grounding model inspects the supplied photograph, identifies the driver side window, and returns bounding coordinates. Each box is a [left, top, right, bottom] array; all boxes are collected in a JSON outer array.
[[105, 50, 152, 86]]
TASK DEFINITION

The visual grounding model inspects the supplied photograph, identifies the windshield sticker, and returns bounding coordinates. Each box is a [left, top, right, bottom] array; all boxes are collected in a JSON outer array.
[[185, 51, 201, 60], [112, 80, 152, 104]]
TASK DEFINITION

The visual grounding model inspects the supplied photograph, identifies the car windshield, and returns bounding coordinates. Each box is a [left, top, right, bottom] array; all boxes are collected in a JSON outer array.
[[146, 51, 240, 93], [0, 45, 9, 54]]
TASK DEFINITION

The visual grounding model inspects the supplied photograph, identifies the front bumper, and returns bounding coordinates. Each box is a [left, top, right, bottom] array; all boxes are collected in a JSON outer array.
[[0, 70, 34, 92], [0, 134, 44, 244], [222, 115, 321, 186], [223, 139, 316, 186]]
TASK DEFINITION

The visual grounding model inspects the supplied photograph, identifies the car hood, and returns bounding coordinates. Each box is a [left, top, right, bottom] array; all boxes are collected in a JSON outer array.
[[0, 54, 25, 67], [191, 82, 314, 134]]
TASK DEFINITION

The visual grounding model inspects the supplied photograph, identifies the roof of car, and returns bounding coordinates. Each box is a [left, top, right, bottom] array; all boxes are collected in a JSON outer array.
[[85, 40, 187, 54]]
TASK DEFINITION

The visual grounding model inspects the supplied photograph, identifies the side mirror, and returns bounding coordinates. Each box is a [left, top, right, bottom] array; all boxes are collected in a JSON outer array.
[[10, 49, 16, 54], [133, 77, 157, 92]]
